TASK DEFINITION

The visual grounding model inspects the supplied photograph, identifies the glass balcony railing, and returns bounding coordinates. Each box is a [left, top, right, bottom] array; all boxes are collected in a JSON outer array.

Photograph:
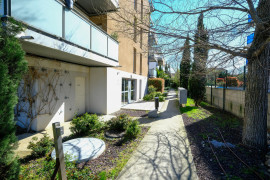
[[10, 0, 119, 61], [149, 69, 157, 78]]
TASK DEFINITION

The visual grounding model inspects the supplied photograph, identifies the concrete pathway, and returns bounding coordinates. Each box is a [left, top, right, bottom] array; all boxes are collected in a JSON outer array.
[[122, 100, 164, 111], [117, 90, 198, 180]]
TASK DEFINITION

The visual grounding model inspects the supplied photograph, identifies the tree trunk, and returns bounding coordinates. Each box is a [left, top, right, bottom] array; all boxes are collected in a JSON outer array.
[[243, 43, 269, 151]]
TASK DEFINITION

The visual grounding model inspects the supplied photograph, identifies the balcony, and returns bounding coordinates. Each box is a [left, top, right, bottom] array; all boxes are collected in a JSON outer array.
[[77, 0, 119, 15], [149, 69, 157, 78], [9, 0, 119, 67]]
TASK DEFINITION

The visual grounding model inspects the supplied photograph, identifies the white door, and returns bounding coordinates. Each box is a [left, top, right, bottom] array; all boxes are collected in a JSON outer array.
[[75, 77, 85, 115]]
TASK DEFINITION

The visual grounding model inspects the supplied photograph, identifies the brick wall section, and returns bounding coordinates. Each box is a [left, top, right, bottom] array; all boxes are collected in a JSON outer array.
[[205, 87, 270, 128]]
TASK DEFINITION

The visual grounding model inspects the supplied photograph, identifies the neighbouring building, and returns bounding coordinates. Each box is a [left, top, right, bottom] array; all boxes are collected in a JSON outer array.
[[148, 20, 165, 78], [1, 0, 150, 131]]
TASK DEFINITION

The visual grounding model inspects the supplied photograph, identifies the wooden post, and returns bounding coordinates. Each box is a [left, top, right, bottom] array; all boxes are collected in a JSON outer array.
[[52, 122, 67, 180]]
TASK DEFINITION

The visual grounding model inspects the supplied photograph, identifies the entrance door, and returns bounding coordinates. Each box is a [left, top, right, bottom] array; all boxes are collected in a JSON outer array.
[[75, 77, 85, 115], [122, 79, 135, 105]]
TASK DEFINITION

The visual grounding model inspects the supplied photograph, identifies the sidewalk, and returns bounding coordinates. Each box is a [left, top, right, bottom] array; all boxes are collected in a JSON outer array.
[[117, 90, 198, 180]]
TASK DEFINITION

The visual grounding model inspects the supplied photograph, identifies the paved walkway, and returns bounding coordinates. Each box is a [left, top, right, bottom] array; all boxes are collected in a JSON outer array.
[[117, 90, 198, 180], [122, 100, 164, 111]]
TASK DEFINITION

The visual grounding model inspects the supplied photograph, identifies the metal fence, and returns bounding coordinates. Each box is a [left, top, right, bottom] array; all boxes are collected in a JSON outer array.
[[206, 65, 247, 91]]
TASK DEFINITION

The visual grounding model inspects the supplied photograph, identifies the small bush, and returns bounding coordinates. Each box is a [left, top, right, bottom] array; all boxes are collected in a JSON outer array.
[[159, 96, 165, 102], [107, 114, 132, 132], [125, 120, 141, 140], [148, 85, 156, 94], [143, 94, 153, 101], [162, 92, 168, 97], [70, 113, 104, 136], [148, 78, 165, 92], [226, 77, 239, 87], [27, 134, 54, 158], [155, 92, 163, 97]]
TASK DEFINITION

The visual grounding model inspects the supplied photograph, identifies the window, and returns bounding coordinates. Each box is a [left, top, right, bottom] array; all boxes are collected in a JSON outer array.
[[140, 28, 143, 48], [133, 48, 137, 73], [140, 53, 142, 75], [134, 0, 137, 11], [133, 17, 137, 42]]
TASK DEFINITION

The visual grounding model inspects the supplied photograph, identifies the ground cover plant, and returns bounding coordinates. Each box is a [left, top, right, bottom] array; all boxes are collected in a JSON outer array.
[[70, 113, 104, 136], [180, 98, 269, 179], [19, 113, 148, 180], [143, 85, 166, 102]]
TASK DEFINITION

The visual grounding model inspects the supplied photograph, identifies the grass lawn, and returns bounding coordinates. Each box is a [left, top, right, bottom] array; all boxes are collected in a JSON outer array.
[[181, 98, 269, 180], [19, 127, 149, 180]]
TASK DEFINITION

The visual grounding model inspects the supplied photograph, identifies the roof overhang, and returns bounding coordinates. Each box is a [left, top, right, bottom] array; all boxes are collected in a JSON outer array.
[[76, 0, 119, 15]]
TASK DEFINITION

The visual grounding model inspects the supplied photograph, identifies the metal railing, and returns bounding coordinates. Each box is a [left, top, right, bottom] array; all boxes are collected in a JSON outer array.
[[10, 0, 119, 61]]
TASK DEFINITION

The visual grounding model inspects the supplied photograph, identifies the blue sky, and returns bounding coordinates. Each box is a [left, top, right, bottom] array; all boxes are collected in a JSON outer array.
[[150, 0, 254, 71]]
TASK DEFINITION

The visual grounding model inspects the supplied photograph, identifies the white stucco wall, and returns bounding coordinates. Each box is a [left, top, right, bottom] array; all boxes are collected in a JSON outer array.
[[17, 56, 90, 131], [106, 68, 148, 114], [16, 56, 148, 131], [88, 68, 148, 115], [88, 68, 107, 114]]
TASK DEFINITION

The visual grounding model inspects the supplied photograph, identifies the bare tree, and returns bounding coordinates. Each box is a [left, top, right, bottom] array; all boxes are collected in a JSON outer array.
[[106, 0, 269, 150]]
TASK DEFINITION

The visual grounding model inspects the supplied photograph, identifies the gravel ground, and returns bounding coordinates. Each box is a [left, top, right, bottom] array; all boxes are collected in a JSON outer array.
[[182, 104, 269, 180]]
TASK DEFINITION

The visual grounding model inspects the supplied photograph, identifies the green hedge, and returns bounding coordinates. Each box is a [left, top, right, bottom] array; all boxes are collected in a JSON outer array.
[[148, 78, 165, 93]]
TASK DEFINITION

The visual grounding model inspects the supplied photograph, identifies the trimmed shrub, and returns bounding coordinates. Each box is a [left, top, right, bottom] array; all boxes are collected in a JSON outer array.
[[70, 113, 104, 136], [27, 134, 54, 158], [106, 114, 132, 132], [125, 120, 141, 140], [226, 77, 239, 87], [148, 78, 165, 93]]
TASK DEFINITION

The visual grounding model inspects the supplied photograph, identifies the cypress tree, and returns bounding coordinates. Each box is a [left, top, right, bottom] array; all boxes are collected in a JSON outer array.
[[189, 13, 209, 106], [0, 18, 28, 179], [180, 37, 191, 90]]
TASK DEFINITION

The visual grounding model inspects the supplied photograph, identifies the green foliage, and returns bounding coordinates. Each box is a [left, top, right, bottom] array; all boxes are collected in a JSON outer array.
[[189, 14, 208, 106], [110, 32, 118, 41], [162, 92, 168, 97], [148, 78, 165, 92], [155, 92, 163, 97], [0, 18, 28, 179], [214, 115, 240, 129], [27, 134, 54, 158], [143, 94, 153, 101], [106, 114, 132, 132], [70, 113, 104, 136], [180, 38, 191, 90], [148, 85, 156, 94], [19, 155, 93, 179], [143, 85, 166, 101], [158, 96, 165, 102], [125, 120, 141, 140], [180, 98, 210, 119]]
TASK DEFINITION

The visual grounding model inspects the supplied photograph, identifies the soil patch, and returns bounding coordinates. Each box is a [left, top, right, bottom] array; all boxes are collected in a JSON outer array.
[[77, 126, 149, 174], [181, 102, 269, 180]]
